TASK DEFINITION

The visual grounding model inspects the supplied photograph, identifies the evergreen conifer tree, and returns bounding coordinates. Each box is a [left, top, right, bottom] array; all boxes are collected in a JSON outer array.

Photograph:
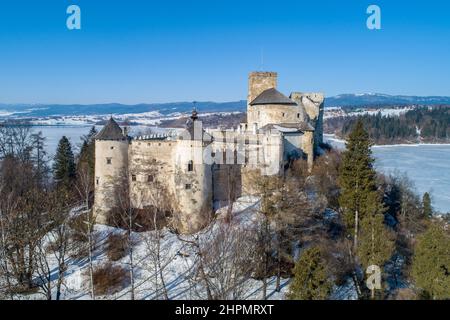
[[412, 222, 450, 299], [287, 247, 332, 300], [53, 136, 76, 189], [338, 120, 379, 250], [339, 120, 395, 299], [78, 126, 97, 182], [422, 192, 433, 218]]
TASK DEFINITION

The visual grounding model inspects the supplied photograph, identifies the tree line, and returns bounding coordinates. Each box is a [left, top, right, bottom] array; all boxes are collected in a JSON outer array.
[[326, 106, 450, 144], [0, 122, 97, 299], [286, 120, 449, 300]]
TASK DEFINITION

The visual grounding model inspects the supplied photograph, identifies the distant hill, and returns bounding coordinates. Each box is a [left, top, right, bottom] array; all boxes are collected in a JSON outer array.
[[1, 94, 450, 119], [0, 101, 247, 119], [324, 93, 450, 107]]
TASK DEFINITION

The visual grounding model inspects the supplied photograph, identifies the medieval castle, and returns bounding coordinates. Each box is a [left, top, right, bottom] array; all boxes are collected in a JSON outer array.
[[93, 72, 324, 233]]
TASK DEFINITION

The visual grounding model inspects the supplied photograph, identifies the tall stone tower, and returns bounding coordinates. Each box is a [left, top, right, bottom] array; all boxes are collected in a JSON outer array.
[[93, 117, 129, 223], [174, 110, 213, 233], [247, 72, 278, 126]]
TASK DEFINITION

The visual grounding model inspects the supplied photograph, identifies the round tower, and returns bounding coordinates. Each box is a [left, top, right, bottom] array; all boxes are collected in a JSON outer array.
[[93, 117, 129, 224]]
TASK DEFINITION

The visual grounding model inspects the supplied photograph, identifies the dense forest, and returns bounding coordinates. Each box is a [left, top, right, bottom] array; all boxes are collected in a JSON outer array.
[[326, 106, 450, 144]]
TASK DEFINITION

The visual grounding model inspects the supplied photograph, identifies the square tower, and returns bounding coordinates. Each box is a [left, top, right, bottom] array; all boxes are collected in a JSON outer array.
[[247, 71, 278, 109]]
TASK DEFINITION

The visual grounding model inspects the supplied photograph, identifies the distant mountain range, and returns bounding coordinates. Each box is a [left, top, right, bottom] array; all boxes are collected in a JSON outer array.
[[325, 93, 450, 107], [0, 101, 247, 119], [1, 94, 449, 119]]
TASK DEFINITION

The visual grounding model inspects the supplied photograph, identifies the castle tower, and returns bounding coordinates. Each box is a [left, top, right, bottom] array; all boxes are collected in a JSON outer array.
[[247, 71, 303, 129], [247, 72, 278, 108], [174, 109, 213, 234], [290, 92, 325, 148], [93, 117, 129, 223], [247, 72, 278, 127]]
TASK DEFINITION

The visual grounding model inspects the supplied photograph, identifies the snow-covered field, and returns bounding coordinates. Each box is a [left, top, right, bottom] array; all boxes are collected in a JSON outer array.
[[325, 134, 450, 214]]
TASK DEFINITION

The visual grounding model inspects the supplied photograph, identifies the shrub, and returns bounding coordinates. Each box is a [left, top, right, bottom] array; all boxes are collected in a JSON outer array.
[[106, 233, 128, 261], [68, 211, 98, 259], [92, 263, 128, 296], [106, 206, 170, 232]]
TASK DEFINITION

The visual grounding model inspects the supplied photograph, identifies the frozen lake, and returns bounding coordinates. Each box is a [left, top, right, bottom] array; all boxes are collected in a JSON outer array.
[[325, 134, 450, 214], [32, 125, 155, 155], [31, 127, 450, 214]]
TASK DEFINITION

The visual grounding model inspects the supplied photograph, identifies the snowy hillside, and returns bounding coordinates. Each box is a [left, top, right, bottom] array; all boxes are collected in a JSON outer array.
[[15, 197, 294, 301]]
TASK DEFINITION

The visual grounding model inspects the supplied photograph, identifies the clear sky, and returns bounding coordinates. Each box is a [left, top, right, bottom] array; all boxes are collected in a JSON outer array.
[[1, 0, 450, 104]]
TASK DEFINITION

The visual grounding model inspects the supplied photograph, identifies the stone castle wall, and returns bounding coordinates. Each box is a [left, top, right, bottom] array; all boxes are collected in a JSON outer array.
[[128, 139, 177, 210], [290, 92, 325, 148]]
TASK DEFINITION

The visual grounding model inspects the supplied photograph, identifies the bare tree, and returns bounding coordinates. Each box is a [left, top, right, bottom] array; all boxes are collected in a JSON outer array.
[[74, 162, 96, 299], [140, 171, 175, 300], [0, 186, 16, 299], [203, 221, 257, 299], [105, 167, 138, 300]]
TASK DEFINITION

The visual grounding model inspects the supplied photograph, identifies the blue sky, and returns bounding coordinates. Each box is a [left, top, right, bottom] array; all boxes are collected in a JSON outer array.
[[1, 0, 450, 104]]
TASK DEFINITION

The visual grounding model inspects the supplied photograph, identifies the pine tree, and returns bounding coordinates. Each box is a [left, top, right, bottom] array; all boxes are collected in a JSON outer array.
[[30, 131, 49, 185], [338, 120, 395, 299], [338, 119, 379, 250], [77, 126, 97, 185], [357, 213, 395, 270], [412, 222, 450, 299], [422, 192, 433, 218], [53, 136, 76, 189], [287, 247, 332, 300]]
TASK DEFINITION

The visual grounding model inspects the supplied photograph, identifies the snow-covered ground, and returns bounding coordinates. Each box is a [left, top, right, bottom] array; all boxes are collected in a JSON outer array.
[[16, 197, 292, 300], [21, 111, 243, 127]]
